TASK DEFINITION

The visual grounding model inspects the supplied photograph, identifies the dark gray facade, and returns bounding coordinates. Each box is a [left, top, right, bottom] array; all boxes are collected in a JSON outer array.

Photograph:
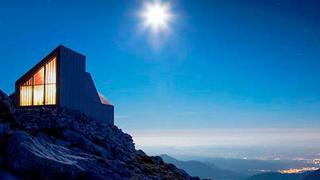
[[15, 45, 114, 125]]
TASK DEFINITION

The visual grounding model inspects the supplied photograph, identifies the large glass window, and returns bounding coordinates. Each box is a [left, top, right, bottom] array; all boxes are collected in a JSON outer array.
[[33, 85, 44, 105], [34, 67, 44, 85], [20, 86, 32, 106], [45, 84, 56, 105], [45, 58, 56, 105], [20, 57, 57, 106]]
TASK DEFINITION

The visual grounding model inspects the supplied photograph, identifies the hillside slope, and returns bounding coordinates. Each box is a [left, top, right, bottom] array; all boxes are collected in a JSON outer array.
[[161, 154, 247, 180], [0, 90, 199, 180], [302, 169, 320, 180]]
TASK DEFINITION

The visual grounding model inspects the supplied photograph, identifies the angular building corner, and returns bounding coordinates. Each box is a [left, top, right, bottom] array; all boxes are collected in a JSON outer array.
[[15, 45, 114, 125]]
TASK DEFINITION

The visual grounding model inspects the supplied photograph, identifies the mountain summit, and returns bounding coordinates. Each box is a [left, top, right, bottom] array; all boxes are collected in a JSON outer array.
[[0, 90, 199, 180]]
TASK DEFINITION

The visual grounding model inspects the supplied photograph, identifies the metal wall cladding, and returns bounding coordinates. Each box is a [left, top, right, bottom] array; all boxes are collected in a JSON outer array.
[[58, 46, 114, 124]]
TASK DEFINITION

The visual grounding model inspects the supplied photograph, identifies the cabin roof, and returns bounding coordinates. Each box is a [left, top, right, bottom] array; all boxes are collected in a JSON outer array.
[[15, 45, 84, 86]]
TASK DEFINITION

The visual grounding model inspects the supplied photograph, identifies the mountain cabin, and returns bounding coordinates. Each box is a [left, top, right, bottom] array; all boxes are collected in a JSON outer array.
[[15, 45, 114, 125]]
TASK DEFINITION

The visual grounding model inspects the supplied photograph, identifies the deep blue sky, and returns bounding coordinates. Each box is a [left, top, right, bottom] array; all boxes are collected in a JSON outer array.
[[1, 0, 320, 131]]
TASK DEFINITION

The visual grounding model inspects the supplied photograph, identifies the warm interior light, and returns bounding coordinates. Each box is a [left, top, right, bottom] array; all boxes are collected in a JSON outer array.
[[20, 57, 57, 106], [34, 67, 44, 85], [20, 86, 32, 106], [33, 85, 44, 105], [45, 58, 57, 105]]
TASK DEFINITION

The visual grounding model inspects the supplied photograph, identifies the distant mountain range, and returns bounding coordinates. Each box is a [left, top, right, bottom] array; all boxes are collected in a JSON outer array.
[[203, 157, 311, 176], [160, 154, 320, 180], [160, 154, 247, 180]]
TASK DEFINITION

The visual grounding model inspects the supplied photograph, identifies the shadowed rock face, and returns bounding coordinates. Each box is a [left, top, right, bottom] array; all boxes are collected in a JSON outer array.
[[0, 90, 199, 180], [303, 169, 320, 180], [0, 90, 16, 116]]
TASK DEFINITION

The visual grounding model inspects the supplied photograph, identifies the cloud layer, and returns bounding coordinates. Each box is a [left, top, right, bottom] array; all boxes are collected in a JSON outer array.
[[130, 128, 320, 147]]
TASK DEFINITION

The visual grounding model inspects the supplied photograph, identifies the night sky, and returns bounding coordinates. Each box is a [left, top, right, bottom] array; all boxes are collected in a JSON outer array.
[[1, 0, 320, 136]]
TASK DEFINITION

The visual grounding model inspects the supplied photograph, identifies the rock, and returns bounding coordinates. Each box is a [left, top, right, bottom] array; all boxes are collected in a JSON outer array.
[[137, 149, 147, 156], [0, 170, 21, 180], [0, 123, 9, 139], [129, 153, 196, 180], [13, 107, 136, 160], [152, 156, 165, 165], [0, 90, 16, 116], [62, 129, 113, 159], [7, 131, 86, 179], [55, 139, 71, 147], [7, 131, 120, 179], [0, 87, 196, 179]]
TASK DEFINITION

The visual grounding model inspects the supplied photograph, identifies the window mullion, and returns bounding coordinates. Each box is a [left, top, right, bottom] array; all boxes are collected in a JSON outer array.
[[32, 76, 34, 106], [44, 65, 46, 105]]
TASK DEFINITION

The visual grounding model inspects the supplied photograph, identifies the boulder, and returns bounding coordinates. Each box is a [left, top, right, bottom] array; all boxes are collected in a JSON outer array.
[[7, 131, 85, 179], [62, 129, 113, 159], [6, 131, 131, 179]]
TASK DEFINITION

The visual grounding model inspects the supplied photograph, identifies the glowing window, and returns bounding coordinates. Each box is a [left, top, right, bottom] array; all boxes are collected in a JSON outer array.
[[20, 86, 32, 106], [23, 78, 33, 86], [46, 58, 56, 84], [34, 67, 44, 85], [33, 85, 44, 106], [45, 84, 56, 105], [19, 57, 57, 106]]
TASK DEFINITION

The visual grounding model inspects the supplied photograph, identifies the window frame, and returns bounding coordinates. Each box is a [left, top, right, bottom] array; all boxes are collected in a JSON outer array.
[[16, 50, 60, 107]]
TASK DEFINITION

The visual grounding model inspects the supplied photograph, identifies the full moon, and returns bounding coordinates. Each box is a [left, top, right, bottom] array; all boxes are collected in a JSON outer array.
[[140, 1, 172, 34]]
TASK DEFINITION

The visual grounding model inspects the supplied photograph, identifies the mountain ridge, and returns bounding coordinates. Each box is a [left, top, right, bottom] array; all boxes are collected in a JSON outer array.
[[160, 154, 247, 180], [0, 89, 199, 180]]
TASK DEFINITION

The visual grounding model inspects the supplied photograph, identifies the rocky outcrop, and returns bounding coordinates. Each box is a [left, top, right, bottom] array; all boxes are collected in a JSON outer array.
[[0, 90, 16, 116], [0, 90, 199, 180]]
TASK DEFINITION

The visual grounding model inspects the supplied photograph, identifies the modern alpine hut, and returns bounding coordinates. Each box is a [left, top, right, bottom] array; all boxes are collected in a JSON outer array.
[[15, 45, 114, 125]]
